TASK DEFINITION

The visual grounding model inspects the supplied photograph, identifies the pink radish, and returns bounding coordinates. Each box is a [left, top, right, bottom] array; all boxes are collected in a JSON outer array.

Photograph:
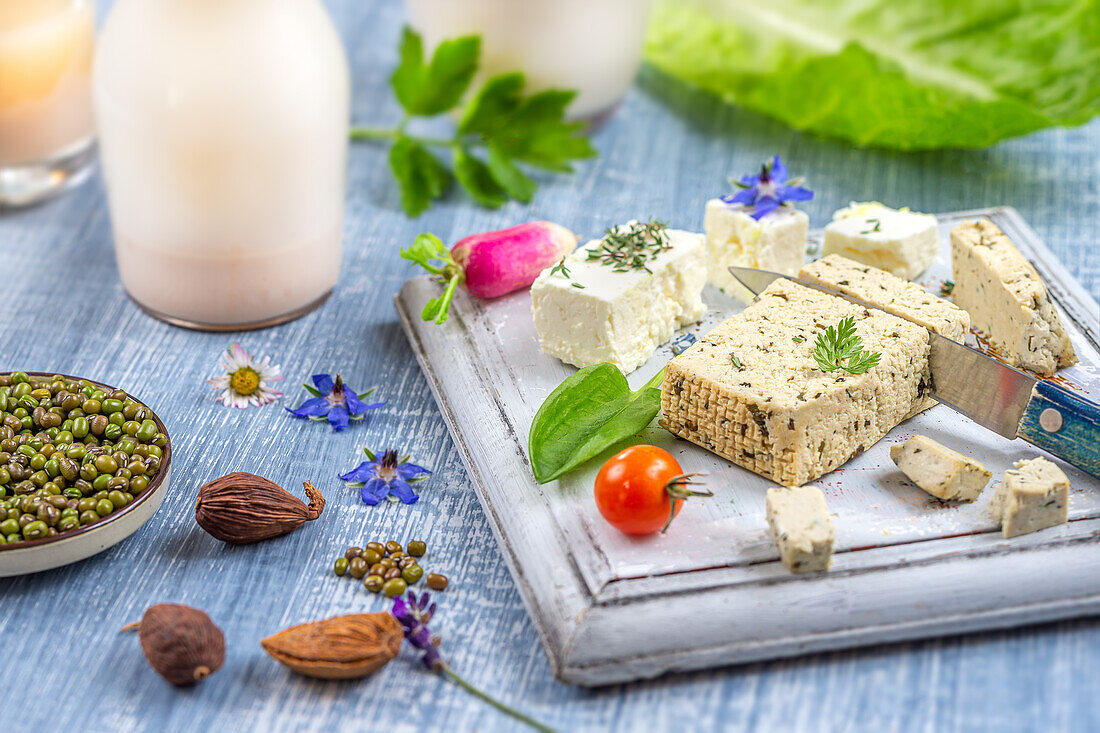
[[401, 221, 577, 324]]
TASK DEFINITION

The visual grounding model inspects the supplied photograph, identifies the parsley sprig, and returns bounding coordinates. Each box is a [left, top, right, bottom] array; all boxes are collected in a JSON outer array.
[[812, 316, 882, 375], [400, 233, 463, 324], [586, 220, 671, 273], [351, 29, 597, 217]]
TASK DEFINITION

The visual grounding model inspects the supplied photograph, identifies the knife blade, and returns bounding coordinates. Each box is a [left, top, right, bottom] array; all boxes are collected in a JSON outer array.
[[729, 265, 1100, 477]]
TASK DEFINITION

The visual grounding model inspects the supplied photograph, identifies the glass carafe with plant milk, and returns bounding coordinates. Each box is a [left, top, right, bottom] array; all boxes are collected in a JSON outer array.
[[0, 0, 96, 208], [406, 0, 653, 123], [94, 0, 350, 330]]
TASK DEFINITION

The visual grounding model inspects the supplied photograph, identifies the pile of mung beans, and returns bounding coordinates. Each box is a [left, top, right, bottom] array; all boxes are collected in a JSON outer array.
[[334, 539, 449, 597], [0, 372, 167, 545]]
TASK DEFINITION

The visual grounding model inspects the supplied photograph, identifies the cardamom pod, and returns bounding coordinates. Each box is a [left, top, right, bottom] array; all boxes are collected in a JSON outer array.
[[195, 472, 325, 544], [123, 603, 225, 686], [261, 613, 403, 679]]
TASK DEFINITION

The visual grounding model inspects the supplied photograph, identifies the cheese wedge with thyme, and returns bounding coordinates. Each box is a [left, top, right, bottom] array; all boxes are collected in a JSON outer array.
[[531, 222, 706, 374], [661, 279, 929, 486], [950, 219, 1077, 377], [890, 435, 992, 502], [823, 202, 939, 279], [704, 200, 808, 302], [988, 457, 1069, 538], [766, 486, 834, 573], [799, 254, 970, 414]]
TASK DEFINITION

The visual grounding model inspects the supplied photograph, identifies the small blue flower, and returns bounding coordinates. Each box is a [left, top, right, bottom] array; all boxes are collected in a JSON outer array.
[[340, 447, 431, 505], [286, 373, 385, 431], [721, 155, 813, 220], [392, 592, 442, 670]]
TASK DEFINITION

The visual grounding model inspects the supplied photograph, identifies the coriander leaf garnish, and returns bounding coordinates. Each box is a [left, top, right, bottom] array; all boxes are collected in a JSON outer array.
[[813, 316, 882, 374], [586, 219, 671, 273], [352, 28, 596, 217]]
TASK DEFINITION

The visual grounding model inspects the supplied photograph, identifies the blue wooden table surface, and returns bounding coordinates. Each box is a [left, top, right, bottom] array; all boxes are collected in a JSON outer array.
[[3, 1, 1099, 731]]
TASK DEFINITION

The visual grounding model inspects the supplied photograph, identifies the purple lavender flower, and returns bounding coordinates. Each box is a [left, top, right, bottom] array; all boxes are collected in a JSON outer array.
[[286, 373, 385, 431], [721, 155, 813, 220], [392, 592, 442, 670], [340, 448, 431, 505]]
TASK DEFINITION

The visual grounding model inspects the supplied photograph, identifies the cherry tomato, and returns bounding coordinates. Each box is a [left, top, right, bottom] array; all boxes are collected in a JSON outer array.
[[594, 445, 709, 535]]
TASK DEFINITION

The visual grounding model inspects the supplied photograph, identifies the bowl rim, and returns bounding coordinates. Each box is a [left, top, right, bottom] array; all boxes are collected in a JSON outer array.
[[0, 371, 172, 553]]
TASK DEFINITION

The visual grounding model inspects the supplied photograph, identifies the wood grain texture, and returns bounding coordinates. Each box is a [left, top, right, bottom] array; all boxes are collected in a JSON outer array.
[[1, 0, 1099, 730], [1019, 381, 1100, 478]]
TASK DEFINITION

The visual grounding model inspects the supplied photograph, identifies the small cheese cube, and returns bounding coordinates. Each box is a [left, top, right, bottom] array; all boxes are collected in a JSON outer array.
[[950, 219, 1077, 377], [704, 199, 807, 302], [988, 457, 1069, 538], [799, 254, 970, 414], [890, 435, 992, 502], [661, 279, 929, 486], [766, 486, 834, 573], [531, 224, 706, 374], [823, 202, 939, 280]]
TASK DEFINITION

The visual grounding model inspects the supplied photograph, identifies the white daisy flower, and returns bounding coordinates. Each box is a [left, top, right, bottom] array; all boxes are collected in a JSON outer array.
[[206, 343, 285, 408]]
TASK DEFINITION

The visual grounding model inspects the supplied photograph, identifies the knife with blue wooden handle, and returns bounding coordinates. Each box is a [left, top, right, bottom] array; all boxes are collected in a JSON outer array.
[[730, 266, 1100, 478]]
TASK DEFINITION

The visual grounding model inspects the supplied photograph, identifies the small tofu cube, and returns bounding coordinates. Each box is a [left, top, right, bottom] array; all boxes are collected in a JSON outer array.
[[766, 486, 834, 573], [988, 457, 1069, 538], [890, 435, 992, 502], [704, 199, 807, 302], [823, 202, 939, 280], [531, 224, 706, 374]]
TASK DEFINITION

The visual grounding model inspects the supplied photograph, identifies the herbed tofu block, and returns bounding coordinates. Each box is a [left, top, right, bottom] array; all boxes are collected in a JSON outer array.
[[799, 254, 971, 414], [988, 457, 1070, 538], [890, 435, 992, 502], [704, 199, 808, 302], [951, 219, 1077, 377], [823, 202, 939, 280], [661, 279, 930, 487], [531, 225, 706, 374], [765, 486, 834, 573]]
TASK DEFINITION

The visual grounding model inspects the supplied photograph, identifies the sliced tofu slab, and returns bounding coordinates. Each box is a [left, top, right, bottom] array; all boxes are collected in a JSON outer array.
[[890, 435, 992, 502], [988, 456, 1069, 538], [950, 219, 1077, 377], [766, 486, 834, 573]]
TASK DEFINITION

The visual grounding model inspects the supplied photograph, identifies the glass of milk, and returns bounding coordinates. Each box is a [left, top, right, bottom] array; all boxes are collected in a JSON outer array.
[[0, 0, 96, 208], [405, 0, 654, 123], [94, 0, 351, 331]]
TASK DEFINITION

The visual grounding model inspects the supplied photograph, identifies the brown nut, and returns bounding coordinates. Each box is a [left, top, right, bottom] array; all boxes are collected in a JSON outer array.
[[261, 613, 402, 680], [124, 604, 225, 686], [195, 472, 324, 544]]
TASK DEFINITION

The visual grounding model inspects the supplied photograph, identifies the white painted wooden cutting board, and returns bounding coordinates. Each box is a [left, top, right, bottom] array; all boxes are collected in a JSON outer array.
[[395, 207, 1100, 687]]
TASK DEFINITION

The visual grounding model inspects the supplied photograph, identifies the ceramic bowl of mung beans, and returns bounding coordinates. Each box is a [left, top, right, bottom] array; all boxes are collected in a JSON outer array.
[[0, 372, 172, 577]]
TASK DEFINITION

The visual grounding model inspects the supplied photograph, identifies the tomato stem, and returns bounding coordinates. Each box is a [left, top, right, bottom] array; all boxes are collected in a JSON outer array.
[[661, 473, 713, 533]]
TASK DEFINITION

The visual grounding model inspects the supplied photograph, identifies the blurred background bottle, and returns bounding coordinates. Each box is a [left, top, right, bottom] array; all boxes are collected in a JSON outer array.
[[0, 0, 96, 208], [405, 0, 654, 124]]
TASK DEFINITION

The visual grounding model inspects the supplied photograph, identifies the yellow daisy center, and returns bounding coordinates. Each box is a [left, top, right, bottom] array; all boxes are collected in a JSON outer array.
[[230, 367, 261, 396]]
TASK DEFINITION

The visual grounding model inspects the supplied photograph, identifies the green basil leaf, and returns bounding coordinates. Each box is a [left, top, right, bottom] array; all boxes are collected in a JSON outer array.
[[528, 365, 665, 484], [458, 73, 526, 137], [485, 144, 536, 203], [452, 148, 508, 208], [392, 27, 480, 116], [390, 137, 451, 217]]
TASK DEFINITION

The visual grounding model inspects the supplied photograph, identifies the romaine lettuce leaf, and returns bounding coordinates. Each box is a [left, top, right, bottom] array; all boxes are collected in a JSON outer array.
[[645, 0, 1100, 149]]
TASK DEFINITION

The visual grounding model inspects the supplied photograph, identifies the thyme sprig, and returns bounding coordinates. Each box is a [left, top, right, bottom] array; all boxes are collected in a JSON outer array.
[[813, 316, 882, 375], [586, 220, 671, 273]]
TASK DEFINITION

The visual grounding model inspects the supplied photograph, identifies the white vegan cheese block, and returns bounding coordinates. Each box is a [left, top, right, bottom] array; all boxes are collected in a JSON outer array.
[[800, 254, 970, 414], [823, 202, 939, 280], [765, 486, 834, 573], [890, 435, 992, 502], [950, 219, 1077, 377], [662, 279, 929, 486], [531, 224, 706, 374], [704, 199, 808, 302], [988, 457, 1069, 538]]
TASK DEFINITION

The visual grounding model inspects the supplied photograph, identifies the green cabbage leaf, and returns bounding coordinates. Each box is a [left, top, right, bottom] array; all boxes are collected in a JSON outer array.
[[644, 0, 1100, 149]]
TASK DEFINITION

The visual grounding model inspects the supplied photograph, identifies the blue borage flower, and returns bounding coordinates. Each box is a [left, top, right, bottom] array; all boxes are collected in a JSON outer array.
[[721, 155, 813, 220], [286, 373, 385, 431], [391, 592, 552, 732], [340, 447, 431, 505], [670, 332, 696, 356]]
